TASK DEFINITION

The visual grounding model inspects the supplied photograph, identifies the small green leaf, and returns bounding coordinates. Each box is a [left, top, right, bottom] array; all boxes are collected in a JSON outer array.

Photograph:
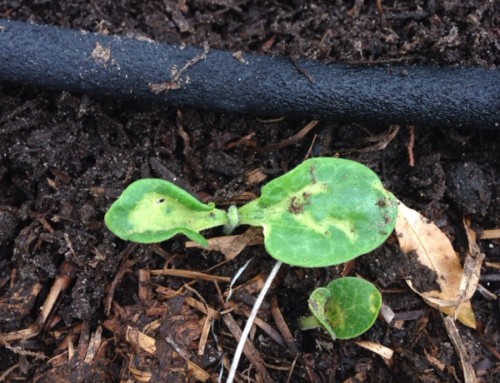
[[308, 277, 382, 339], [104, 179, 228, 246], [238, 158, 397, 267]]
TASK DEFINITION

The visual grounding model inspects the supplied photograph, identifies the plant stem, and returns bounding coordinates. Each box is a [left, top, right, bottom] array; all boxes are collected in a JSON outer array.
[[226, 260, 283, 383], [297, 315, 322, 330], [223, 205, 240, 235]]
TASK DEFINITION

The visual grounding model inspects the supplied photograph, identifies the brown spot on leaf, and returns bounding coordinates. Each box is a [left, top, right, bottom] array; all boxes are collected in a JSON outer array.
[[383, 212, 393, 225], [288, 196, 304, 214], [309, 164, 317, 184]]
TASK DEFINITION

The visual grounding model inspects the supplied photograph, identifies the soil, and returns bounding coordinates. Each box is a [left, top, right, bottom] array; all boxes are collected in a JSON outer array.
[[0, 1, 499, 383]]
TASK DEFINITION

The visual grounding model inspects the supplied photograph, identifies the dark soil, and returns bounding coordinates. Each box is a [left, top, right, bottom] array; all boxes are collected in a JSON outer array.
[[1, 1, 499, 382]]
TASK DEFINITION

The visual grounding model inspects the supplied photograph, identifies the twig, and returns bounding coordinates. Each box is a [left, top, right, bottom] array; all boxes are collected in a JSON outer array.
[[443, 317, 477, 383], [480, 228, 500, 239], [150, 268, 231, 283], [407, 125, 416, 167], [341, 125, 400, 155], [271, 295, 299, 354], [238, 306, 287, 348], [222, 313, 271, 382], [257, 120, 319, 152], [0, 363, 20, 382], [104, 244, 137, 316]]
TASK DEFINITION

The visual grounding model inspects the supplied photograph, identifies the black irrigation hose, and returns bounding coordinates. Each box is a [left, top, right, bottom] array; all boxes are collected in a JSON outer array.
[[0, 19, 499, 128]]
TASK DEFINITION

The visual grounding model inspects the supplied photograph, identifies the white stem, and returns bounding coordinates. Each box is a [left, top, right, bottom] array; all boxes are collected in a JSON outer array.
[[223, 205, 240, 234], [226, 260, 283, 383]]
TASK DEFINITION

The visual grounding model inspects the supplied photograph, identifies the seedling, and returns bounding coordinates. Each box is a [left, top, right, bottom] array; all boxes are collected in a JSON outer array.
[[105, 157, 397, 268], [300, 277, 382, 339], [105, 157, 397, 381]]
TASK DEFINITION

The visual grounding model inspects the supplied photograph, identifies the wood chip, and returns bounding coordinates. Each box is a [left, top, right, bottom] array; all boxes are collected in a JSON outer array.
[[129, 366, 152, 382], [355, 340, 394, 360], [126, 326, 156, 354], [379, 304, 395, 325], [480, 228, 500, 239], [184, 297, 220, 319], [424, 350, 446, 371], [245, 168, 267, 185], [84, 325, 103, 363], [138, 269, 152, 302]]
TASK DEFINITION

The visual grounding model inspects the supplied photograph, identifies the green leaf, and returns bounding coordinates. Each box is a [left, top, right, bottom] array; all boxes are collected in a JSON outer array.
[[308, 277, 382, 339], [238, 158, 397, 267], [104, 179, 228, 246]]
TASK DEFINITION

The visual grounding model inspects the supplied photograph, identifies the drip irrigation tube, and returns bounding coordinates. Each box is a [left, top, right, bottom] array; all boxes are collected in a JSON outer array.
[[0, 19, 498, 128]]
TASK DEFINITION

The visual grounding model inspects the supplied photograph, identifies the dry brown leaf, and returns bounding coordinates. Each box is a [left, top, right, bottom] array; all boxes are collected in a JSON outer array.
[[185, 226, 263, 260], [395, 201, 476, 328]]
